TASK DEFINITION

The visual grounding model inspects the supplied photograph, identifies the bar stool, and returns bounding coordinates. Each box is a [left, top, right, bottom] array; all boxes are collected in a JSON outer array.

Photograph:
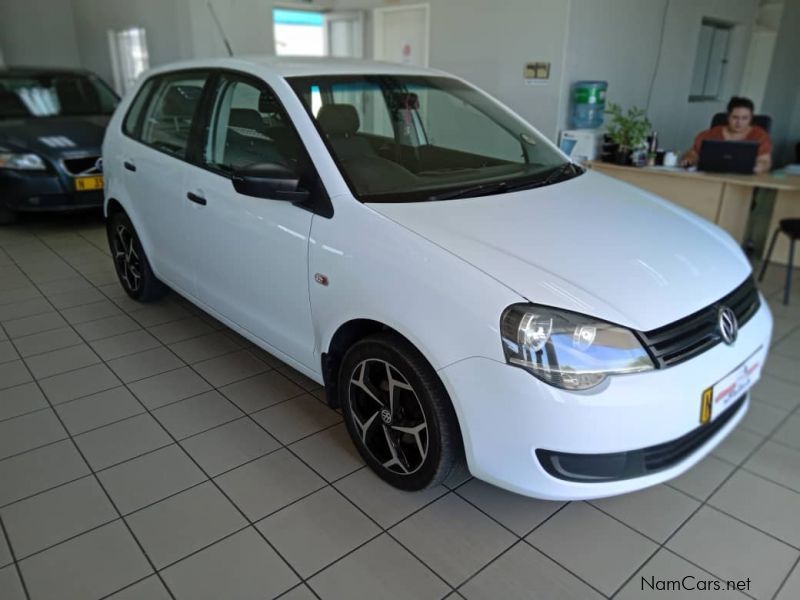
[[759, 219, 800, 305]]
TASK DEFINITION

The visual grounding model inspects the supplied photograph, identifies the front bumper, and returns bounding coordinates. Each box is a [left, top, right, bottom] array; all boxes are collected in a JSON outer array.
[[438, 300, 773, 500], [0, 170, 103, 213]]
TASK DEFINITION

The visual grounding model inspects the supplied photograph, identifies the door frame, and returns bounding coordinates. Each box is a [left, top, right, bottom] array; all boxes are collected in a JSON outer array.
[[323, 10, 365, 58], [372, 3, 430, 67]]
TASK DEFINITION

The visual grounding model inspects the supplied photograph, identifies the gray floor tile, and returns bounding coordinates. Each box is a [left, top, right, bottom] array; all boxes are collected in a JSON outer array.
[[215, 449, 326, 521], [0, 382, 48, 421], [153, 390, 242, 440], [0, 565, 26, 600], [168, 331, 241, 364], [128, 366, 212, 410], [391, 493, 516, 587], [334, 467, 447, 528], [764, 354, 800, 386], [773, 328, 800, 360], [105, 575, 171, 600], [0, 360, 32, 391], [162, 527, 298, 600], [0, 439, 90, 506], [128, 302, 191, 328], [275, 364, 321, 392], [19, 521, 152, 600], [0, 527, 10, 566], [36, 277, 92, 295], [90, 329, 161, 360], [667, 506, 798, 599], [60, 300, 122, 325], [220, 370, 304, 414], [126, 482, 246, 569], [55, 387, 144, 435], [99, 444, 207, 515], [278, 584, 317, 600], [309, 534, 449, 600], [289, 423, 364, 482], [24, 344, 100, 379], [192, 349, 268, 387], [741, 401, 790, 436], [527, 502, 656, 596], [75, 414, 172, 471], [253, 394, 341, 444], [38, 363, 121, 404], [710, 470, 800, 547], [258, 487, 380, 577], [668, 455, 736, 500], [73, 314, 141, 342], [752, 375, 800, 411], [461, 541, 604, 600], [181, 417, 279, 477], [147, 316, 215, 345], [47, 287, 104, 310], [13, 327, 82, 358], [107, 347, 184, 383], [0, 409, 66, 461], [745, 441, 800, 493], [2, 311, 67, 338], [713, 426, 764, 464], [591, 484, 700, 543], [457, 478, 564, 537], [0, 476, 117, 558], [0, 340, 18, 363], [0, 285, 40, 306], [615, 549, 750, 600], [0, 297, 52, 321], [773, 414, 800, 450], [776, 562, 800, 600]]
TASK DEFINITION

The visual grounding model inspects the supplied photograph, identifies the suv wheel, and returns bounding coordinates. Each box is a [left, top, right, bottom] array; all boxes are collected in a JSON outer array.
[[107, 211, 167, 302], [339, 332, 463, 490]]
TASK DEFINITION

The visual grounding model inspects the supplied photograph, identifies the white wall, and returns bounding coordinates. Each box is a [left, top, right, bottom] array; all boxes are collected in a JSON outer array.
[[0, 0, 82, 68], [563, 0, 759, 152]]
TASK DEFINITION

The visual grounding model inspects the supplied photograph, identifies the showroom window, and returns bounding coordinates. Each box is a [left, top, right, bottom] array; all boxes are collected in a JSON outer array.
[[689, 19, 733, 101], [109, 27, 150, 94]]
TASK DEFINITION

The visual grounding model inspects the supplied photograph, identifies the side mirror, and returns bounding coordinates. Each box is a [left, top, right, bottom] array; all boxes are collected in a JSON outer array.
[[231, 162, 310, 201]]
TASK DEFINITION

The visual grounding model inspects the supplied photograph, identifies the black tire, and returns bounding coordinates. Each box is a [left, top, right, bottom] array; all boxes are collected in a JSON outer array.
[[107, 210, 168, 302], [339, 332, 464, 490], [0, 206, 17, 225]]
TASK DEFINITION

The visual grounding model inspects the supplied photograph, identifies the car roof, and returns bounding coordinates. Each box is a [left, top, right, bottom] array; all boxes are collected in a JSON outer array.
[[147, 55, 449, 79]]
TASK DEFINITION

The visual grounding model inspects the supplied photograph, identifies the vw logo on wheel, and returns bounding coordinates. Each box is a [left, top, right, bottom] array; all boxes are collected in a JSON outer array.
[[718, 306, 738, 345], [95, 157, 103, 173]]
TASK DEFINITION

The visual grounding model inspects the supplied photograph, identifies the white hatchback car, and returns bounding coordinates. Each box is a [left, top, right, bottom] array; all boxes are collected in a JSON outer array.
[[103, 57, 772, 500]]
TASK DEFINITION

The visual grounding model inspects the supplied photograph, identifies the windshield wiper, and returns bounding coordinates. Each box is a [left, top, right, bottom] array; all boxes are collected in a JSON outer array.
[[506, 162, 583, 193], [428, 181, 510, 201]]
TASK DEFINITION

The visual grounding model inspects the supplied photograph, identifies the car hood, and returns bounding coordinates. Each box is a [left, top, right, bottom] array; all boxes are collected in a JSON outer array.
[[368, 170, 753, 331], [0, 115, 108, 156]]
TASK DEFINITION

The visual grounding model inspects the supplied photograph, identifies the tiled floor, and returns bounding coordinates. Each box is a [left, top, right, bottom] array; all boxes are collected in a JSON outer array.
[[1, 213, 800, 600]]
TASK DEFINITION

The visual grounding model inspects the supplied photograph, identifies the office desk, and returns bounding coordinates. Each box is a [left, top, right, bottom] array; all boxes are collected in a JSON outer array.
[[588, 161, 800, 266]]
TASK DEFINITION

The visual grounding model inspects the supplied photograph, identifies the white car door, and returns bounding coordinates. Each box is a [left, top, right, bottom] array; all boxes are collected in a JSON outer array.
[[182, 72, 322, 368], [122, 70, 211, 294]]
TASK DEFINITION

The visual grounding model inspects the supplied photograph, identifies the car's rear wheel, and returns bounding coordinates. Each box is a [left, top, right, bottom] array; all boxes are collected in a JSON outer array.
[[339, 332, 463, 490], [107, 211, 167, 302], [0, 206, 17, 225]]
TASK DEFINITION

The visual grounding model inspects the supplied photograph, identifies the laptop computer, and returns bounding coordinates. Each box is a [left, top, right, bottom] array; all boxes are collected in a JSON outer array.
[[698, 140, 759, 174]]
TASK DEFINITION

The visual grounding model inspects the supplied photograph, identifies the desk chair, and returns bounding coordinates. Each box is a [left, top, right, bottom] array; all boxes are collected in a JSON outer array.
[[710, 113, 772, 132], [759, 219, 800, 305]]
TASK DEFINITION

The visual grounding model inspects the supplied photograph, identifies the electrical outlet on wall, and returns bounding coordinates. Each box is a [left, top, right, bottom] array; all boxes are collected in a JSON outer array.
[[524, 62, 551, 83]]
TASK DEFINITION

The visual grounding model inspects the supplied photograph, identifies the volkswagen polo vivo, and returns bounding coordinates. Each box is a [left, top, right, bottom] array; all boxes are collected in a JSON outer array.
[[102, 57, 772, 500]]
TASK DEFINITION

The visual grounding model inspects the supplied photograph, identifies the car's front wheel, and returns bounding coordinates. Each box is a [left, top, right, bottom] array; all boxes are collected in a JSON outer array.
[[339, 332, 463, 490], [107, 211, 167, 302]]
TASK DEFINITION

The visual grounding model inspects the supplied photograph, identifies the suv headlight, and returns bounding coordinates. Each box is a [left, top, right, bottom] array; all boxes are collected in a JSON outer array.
[[501, 304, 654, 390], [0, 153, 46, 170]]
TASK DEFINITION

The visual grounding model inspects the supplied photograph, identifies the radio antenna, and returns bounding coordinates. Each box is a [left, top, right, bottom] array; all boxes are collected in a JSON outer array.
[[208, 2, 234, 57]]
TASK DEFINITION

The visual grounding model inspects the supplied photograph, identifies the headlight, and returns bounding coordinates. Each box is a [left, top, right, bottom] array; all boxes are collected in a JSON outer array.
[[501, 304, 654, 390], [0, 153, 46, 170]]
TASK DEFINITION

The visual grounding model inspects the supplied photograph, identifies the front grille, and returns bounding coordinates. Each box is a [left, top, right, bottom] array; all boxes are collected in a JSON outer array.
[[537, 394, 746, 482], [61, 155, 101, 176], [638, 277, 760, 368]]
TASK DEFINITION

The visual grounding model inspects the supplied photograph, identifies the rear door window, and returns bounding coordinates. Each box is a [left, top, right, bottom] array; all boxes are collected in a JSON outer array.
[[138, 72, 208, 158]]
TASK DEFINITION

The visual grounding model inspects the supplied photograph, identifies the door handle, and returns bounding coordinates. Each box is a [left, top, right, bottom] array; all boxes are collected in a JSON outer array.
[[123, 161, 136, 172], [186, 191, 207, 206]]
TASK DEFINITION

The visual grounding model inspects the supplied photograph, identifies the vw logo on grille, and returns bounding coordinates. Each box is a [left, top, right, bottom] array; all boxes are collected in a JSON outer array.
[[718, 306, 738, 345]]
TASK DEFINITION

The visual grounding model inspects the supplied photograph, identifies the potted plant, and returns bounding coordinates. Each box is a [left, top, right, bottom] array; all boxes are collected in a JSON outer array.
[[605, 102, 651, 165]]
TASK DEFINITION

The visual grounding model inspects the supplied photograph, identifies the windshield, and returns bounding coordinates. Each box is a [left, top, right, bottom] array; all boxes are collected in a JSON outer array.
[[288, 74, 573, 202], [0, 72, 119, 119]]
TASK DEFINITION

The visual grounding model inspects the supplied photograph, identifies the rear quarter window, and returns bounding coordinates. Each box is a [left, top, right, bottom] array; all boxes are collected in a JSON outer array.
[[122, 78, 155, 138]]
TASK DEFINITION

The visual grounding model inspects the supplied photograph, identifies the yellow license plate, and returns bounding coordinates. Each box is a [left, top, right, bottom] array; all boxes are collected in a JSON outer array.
[[74, 175, 104, 191]]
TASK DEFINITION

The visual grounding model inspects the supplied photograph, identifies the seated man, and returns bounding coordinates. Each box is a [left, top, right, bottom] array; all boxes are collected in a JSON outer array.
[[682, 96, 772, 174]]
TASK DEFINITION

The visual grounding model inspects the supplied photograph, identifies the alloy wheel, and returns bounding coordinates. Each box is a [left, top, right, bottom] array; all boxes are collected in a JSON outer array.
[[112, 223, 142, 293], [347, 358, 429, 475]]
